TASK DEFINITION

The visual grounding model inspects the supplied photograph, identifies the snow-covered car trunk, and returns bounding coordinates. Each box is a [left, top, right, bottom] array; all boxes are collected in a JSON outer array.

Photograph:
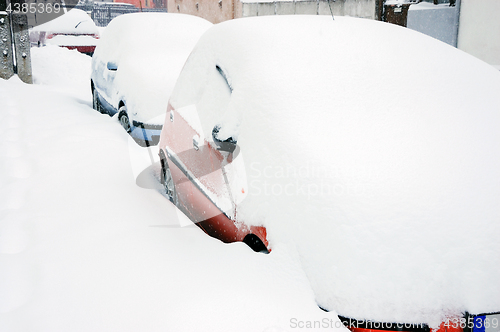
[[30, 9, 100, 55]]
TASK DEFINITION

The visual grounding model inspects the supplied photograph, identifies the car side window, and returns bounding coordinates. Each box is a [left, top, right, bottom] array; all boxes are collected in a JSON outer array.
[[193, 64, 233, 139], [169, 48, 233, 140]]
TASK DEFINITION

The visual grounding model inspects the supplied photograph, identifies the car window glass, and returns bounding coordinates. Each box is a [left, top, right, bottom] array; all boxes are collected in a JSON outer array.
[[196, 65, 232, 140], [171, 50, 232, 141]]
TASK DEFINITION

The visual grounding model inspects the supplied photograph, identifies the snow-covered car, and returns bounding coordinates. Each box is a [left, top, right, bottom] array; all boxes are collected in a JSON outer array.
[[158, 15, 500, 330], [30, 9, 100, 55], [90, 13, 212, 145]]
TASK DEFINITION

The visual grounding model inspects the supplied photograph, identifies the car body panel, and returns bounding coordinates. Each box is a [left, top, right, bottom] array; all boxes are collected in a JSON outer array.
[[93, 86, 117, 116], [159, 102, 269, 250], [45, 33, 99, 55]]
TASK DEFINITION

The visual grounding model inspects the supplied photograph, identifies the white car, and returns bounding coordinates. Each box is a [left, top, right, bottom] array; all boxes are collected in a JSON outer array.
[[90, 13, 212, 145], [158, 15, 500, 329]]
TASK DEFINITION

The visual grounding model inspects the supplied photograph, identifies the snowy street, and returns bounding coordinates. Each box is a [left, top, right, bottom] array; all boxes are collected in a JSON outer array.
[[2, 12, 500, 330], [0, 46, 339, 331]]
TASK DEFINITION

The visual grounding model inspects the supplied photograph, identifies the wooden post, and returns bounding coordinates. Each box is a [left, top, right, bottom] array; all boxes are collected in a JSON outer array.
[[11, 0, 32, 84], [0, 0, 15, 80]]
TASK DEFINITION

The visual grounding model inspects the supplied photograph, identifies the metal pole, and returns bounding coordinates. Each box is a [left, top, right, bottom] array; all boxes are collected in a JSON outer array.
[[0, 0, 15, 80], [11, 0, 32, 84]]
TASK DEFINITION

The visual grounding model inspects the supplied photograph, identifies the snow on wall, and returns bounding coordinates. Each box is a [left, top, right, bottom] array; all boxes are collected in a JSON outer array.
[[457, 0, 500, 67]]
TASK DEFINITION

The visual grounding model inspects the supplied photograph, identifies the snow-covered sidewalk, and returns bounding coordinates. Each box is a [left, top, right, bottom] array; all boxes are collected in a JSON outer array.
[[0, 47, 339, 331]]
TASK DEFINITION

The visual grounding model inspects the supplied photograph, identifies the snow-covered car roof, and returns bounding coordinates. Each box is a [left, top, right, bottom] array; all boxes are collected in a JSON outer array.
[[169, 15, 500, 325], [91, 13, 213, 124], [31, 8, 98, 35]]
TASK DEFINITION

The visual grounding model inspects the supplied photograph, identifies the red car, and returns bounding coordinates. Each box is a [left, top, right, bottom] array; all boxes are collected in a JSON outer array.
[[30, 9, 99, 55], [158, 14, 499, 329], [159, 103, 269, 252]]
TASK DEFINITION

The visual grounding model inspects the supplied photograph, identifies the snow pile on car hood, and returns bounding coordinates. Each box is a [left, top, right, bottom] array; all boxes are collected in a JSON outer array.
[[170, 15, 500, 326], [31, 8, 98, 35], [92, 13, 212, 124]]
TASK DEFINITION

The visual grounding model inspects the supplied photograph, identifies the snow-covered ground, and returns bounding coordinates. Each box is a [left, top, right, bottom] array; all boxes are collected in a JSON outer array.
[[2, 17, 500, 330], [0, 47, 340, 331]]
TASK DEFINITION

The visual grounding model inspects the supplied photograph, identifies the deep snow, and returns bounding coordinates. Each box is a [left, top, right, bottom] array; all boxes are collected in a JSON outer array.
[[0, 46, 340, 331], [2, 15, 500, 331]]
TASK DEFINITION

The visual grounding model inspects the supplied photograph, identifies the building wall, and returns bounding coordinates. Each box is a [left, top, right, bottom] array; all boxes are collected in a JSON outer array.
[[239, 0, 375, 19], [169, 0, 375, 23], [457, 0, 500, 67], [168, 0, 236, 22], [407, 2, 460, 47], [118, 0, 158, 9]]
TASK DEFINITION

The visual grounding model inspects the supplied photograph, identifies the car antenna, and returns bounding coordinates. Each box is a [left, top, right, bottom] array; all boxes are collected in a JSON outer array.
[[327, 0, 336, 20]]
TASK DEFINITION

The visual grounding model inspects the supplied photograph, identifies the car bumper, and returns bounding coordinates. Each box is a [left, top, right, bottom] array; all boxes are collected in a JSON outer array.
[[339, 312, 500, 332], [130, 121, 162, 145], [62, 45, 96, 55]]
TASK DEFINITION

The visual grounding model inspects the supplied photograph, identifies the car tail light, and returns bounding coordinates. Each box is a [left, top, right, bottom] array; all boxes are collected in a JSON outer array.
[[46, 33, 54, 39], [93, 34, 100, 39]]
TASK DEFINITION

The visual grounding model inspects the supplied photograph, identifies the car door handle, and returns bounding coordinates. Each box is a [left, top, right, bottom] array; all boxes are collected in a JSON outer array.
[[193, 135, 200, 151]]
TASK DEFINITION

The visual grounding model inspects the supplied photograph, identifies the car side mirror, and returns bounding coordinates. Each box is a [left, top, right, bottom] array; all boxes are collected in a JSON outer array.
[[107, 61, 118, 71], [212, 125, 237, 153]]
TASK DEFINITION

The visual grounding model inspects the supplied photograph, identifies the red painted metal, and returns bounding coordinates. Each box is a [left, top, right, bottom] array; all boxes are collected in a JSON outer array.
[[431, 319, 464, 332], [63, 45, 96, 54], [159, 102, 270, 250]]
